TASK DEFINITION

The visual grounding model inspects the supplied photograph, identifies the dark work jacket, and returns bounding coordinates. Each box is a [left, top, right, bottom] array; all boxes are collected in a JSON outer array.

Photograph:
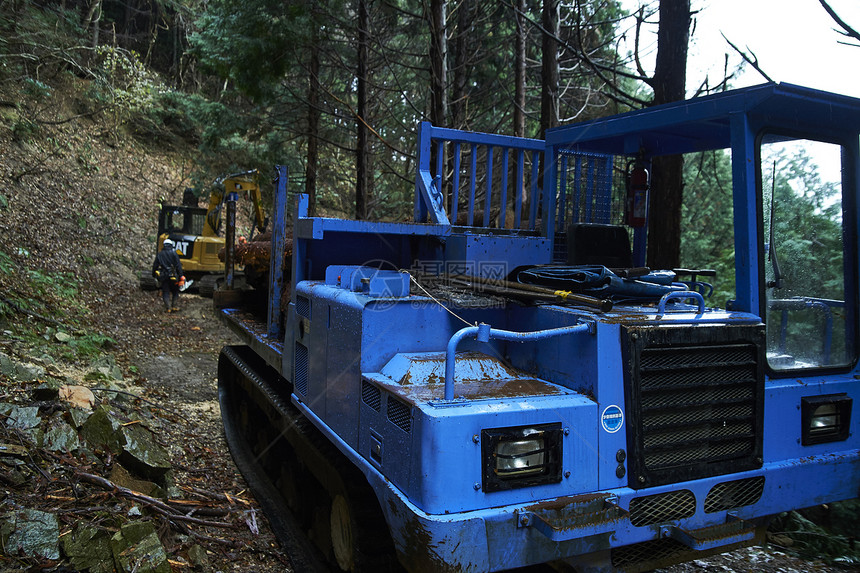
[[152, 246, 184, 281]]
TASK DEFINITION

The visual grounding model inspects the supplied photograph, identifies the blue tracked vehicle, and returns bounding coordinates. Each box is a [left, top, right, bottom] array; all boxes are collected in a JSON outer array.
[[216, 83, 860, 572]]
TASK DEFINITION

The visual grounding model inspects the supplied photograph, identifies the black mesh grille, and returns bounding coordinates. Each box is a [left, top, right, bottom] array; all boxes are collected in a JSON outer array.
[[295, 295, 312, 319], [294, 342, 308, 396], [361, 380, 381, 411], [625, 325, 764, 488], [387, 397, 412, 433], [612, 537, 691, 568], [629, 489, 696, 526], [705, 476, 765, 513]]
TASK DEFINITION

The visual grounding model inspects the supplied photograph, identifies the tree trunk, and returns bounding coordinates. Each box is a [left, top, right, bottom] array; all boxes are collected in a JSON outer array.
[[540, 0, 559, 138], [84, 0, 101, 48], [514, 0, 526, 138], [356, 0, 369, 220], [173, 12, 182, 89], [451, 0, 470, 130], [305, 26, 321, 217], [430, 0, 448, 127], [647, 0, 691, 270]]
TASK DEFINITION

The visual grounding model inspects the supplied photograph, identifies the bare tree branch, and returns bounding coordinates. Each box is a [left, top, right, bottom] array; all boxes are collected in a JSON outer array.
[[633, 7, 648, 78], [722, 33, 774, 83], [511, 1, 650, 108], [818, 0, 860, 45]]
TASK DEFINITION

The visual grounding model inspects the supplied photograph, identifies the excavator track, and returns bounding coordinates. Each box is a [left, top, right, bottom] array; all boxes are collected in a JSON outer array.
[[218, 346, 399, 573]]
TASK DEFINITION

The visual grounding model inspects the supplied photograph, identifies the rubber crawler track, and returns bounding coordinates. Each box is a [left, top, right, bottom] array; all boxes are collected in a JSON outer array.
[[218, 345, 332, 572]]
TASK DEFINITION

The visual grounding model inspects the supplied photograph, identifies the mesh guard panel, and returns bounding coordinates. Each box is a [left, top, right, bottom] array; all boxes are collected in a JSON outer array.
[[623, 324, 765, 489]]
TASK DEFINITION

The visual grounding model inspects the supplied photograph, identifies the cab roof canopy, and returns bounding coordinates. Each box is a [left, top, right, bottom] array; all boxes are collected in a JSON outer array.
[[546, 82, 860, 158]]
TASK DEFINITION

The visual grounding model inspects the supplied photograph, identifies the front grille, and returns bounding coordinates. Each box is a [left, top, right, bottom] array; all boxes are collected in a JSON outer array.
[[624, 325, 764, 488], [629, 489, 696, 526], [705, 476, 765, 513]]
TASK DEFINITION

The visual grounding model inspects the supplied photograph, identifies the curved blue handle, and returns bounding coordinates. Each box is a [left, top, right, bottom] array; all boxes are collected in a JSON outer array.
[[657, 291, 705, 316]]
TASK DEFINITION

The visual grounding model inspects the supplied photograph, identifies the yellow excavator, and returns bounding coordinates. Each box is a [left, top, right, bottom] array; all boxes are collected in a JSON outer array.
[[139, 169, 267, 296]]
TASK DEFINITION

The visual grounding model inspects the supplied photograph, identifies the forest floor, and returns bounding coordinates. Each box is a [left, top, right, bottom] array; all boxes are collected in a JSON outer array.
[[0, 75, 857, 573]]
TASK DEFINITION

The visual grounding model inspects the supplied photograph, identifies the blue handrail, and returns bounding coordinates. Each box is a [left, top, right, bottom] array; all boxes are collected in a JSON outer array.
[[443, 322, 594, 400], [415, 122, 544, 231]]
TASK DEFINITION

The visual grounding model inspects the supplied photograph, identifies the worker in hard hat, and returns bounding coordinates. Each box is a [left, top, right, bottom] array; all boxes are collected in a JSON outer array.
[[151, 238, 185, 312]]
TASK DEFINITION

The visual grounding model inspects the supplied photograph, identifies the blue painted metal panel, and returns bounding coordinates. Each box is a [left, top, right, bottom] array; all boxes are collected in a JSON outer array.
[[763, 376, 860, 462], [484, 146, 494, 228], [452, 142, 461, 222], [406, 395, 598, 515], [593, 322, 630, 492], [293, 380, 860, 571], [731, 112, 759, 314], [443, 234, 553, 278], [544, 83, 860, 157], [499, 149, 509, 229]]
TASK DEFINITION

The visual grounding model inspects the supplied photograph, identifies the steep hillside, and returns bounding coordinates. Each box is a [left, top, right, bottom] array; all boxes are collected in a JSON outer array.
[[0, 76, 189, 285], [0, 76, 287, 571]]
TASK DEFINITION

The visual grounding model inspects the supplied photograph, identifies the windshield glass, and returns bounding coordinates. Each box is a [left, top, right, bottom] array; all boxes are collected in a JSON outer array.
[[163, 208, 206, 236], [761, 136, 854, 371]]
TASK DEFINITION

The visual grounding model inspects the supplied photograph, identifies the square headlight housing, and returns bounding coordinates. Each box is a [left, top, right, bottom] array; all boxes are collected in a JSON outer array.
[[481, 423, 563, 493], [801, 394, 852, 446]]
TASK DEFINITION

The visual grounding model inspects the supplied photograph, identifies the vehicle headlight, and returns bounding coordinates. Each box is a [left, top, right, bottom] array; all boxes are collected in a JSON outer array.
[[481, 423, 563, 492], [801, 394, 852, 445]]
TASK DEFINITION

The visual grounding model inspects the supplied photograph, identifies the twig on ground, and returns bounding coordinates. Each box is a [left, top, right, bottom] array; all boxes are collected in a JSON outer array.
[[90, 387, 190, 422], [76, 472, 239, 530]]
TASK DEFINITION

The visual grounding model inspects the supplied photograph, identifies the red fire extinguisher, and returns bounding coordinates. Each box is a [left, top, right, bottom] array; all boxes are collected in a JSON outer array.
[[625, 158, 649, 227]]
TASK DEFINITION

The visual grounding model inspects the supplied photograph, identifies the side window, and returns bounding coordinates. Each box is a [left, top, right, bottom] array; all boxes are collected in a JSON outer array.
[[190, 212, 205, 236], [761, 136, 854, 371]]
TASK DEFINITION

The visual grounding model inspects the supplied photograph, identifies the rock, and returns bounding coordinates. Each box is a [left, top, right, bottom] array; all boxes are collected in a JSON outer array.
[[43, 414, 80, 452], [4, 466, 27, 486], [1, 508, 59, 560], [0, 353, 46, 381], [110, 521, 171, 573], [187, 544, 209, 570], [68, 406, 93, 428], [0, 352, 15, 377], [1, 404, 43, 446], [86, 379, 131, 403], [84, 369, 112, 382], [81, 405, 171, 481], [62, 523, 114, 573], [80, 404, 124, 453], [54, 331, 72, 343], [3, 405, 40, 430], [109, 463, 165, 499], [15, 362, 46, 382], [119, 422, 172, 480], [59, 384, 96, 409], [91, 355, 124, 381]]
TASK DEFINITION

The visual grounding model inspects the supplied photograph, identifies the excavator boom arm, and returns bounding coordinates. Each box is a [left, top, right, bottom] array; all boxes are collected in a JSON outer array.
[[204, 169, 267, 237]]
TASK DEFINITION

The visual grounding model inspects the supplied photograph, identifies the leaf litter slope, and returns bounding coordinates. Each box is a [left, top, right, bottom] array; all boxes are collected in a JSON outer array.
[[0, 80, 286, 571]]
